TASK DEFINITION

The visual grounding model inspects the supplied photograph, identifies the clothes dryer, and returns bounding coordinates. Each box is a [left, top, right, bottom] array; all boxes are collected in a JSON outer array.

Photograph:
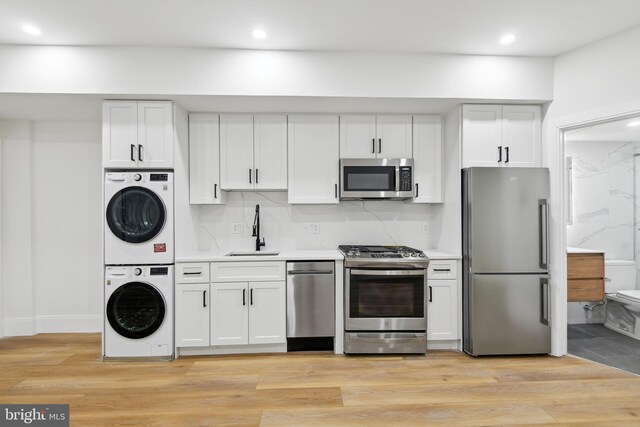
[[104, 171, 173, 264], [104, 265, 174, 359]]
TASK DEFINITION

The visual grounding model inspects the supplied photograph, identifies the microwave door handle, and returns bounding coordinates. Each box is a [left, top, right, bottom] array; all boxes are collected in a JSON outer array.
[[395, 166, 400, 192]]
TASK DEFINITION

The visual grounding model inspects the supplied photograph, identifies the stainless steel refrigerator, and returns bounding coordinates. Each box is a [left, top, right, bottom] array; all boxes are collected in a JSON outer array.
[[462, 167, 551, 356]]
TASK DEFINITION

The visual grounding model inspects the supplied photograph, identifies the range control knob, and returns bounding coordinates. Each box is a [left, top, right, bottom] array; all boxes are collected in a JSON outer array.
[[133, 173, 142, 182], [411, 252, 419, 258], [402, 252, 410, 258], [133, 267, 142, 276], [347, 251, 355, 257], [418, 253, 427, 258]]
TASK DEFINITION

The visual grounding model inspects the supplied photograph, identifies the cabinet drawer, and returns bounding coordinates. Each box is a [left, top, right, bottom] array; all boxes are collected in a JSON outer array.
[[427, 260, 457, 280], [567, 254, 604, 279], [176, 263, 210, 284], [568, 279, 604, 302], [211, 261, 286, 282]]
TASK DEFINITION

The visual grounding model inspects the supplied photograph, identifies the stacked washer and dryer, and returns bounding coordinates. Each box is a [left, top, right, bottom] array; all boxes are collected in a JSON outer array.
[[102, 102, 175, 359]]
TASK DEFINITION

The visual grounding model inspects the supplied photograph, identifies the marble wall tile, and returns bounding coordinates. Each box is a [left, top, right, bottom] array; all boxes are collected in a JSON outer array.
[[191, 191, 439, 253]]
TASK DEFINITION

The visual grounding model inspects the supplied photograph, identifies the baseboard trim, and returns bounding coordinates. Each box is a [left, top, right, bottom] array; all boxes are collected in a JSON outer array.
[[4, 317, 38, 336], [427, 339, 460, 351], [0, 320, 5, 339], [37, 315, 102, 333]]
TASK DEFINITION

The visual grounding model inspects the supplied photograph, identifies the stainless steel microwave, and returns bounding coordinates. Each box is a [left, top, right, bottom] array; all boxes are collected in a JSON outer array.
[[340, 158, 414, 200]]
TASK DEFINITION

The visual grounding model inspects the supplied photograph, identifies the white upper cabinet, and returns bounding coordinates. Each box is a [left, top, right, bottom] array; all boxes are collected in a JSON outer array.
[[254, 115, 288, 190], [102, 100, 174, 169], [220, 114, 287, 191], [189, 114, 225, 205], [340, 115, 412, 159], [461, 104, 541, 168], [501, 105, 542, 167], [412, 115, 443, 203], [288, 115, 340, 204]]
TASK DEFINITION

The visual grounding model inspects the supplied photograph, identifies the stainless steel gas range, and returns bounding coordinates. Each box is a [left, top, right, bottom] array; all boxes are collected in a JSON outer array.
[[339, 245, 429, 354]]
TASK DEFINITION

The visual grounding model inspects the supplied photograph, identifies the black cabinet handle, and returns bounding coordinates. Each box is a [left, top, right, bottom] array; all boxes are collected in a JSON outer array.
[[242, 289, 246, 306], [130, 144, 135, 162], [505, 146, 510, 163], [249, 169, 252, 184], [378, 138, 382, 154], [214, 183, 217, 199], [138, 144, 143, 161], [335, 183, 338, 198], [415, 183, 419, 198], [250, 288, 254, 305], [429, 286, 433, 302], [372, 138, 375, 154], [433, 268, 451, 272], [256, 169, 259, 184], [203, 290, 207, 308], [498, 146, 502, 162]]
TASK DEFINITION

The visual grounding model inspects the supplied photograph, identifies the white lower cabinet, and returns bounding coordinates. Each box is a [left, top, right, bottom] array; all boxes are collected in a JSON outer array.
[[176, 262, 286, 352], [175, 284, 210, 347], [427, 260, 459, 341], [210, 282, 250, 345], [210, 281, 286, 346]]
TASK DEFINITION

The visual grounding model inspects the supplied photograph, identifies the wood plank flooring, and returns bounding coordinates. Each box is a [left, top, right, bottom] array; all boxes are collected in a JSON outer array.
[[1, 333, 639, 426]]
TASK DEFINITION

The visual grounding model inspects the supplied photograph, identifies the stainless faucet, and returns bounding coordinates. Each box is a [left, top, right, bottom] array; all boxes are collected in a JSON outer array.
[[252, 204, 266, 251]]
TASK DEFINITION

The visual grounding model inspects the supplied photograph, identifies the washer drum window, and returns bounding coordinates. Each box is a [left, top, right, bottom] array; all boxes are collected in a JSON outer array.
[[106, 282, 166, 339], [106, 186, 166, 244]]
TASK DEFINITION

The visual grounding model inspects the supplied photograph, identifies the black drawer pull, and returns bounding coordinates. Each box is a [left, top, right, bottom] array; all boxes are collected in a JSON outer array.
[[433, 268, 451, 272]]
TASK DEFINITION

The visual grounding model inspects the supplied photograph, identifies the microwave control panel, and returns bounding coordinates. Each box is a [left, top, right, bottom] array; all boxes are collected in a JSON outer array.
[[399, 167, 412, 191]]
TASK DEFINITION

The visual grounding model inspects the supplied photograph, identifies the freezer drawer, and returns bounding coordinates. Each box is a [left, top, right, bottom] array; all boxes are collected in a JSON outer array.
[[286, 261, 335, 338], [464, 273, 550, 356]]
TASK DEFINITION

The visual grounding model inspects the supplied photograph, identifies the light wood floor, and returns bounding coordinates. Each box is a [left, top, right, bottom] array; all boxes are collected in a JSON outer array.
[[1, 334, 640, 426]]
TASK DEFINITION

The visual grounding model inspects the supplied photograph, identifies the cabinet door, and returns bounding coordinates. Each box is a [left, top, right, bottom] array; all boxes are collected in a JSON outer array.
[[102, 101, 138, 168], [210, 282, 249, 345], [220, 114, 254, 190], [137, 101, 174, 169], [376, 115, 413, 158], [502, 105, 541, 167], [175, 284, 210, 347], [254, 115, 288, 190], [412, 115, 442, 203], [248, 281, 286, 345], [427, 279, 458, 341], [288, 115, 339, 204], [339, 115, 377, 159], [189, 114, 225, 204], [462, 105, 502, 168]]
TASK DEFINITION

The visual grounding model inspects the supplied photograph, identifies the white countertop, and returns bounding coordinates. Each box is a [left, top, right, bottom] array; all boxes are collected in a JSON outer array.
[[176, 249, 460, 263], [176, 249, 344, 263], [567, 246, 605, 254]]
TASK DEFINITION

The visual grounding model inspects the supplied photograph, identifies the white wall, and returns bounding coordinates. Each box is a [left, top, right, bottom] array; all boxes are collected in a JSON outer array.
[[544, 24, 640, 354], [0, 46, 553, 101], [1, 120, 102, 336]]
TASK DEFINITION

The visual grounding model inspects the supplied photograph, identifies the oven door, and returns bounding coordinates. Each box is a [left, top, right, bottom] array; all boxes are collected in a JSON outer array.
[[345, 268, 427, 331]]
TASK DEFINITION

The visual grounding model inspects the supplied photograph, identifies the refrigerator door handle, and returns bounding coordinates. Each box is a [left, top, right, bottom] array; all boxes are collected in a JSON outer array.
[[538, 199, 549, 270], [540, 278, 550, 326]]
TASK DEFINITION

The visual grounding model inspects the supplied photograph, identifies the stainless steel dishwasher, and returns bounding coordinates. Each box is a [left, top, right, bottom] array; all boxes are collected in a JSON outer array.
[[286, 261, 335, 339]]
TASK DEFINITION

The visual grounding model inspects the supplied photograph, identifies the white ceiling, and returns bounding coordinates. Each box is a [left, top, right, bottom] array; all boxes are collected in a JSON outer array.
[[1, 0, 640, 56]]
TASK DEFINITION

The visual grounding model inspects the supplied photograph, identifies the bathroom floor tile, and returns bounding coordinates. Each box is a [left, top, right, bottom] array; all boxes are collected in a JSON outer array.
[[568, 324, 640, 376]]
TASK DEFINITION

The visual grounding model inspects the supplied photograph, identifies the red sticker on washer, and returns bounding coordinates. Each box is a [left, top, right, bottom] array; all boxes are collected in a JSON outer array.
[[154, 243, 167, 253]]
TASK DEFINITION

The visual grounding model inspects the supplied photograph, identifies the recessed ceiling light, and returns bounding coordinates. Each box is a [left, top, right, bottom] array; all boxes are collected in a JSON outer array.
[[499, 34, 516, 45], [252, 29, 267, 40], [628, 121, 640, 127], [22, 24, 41, 36]]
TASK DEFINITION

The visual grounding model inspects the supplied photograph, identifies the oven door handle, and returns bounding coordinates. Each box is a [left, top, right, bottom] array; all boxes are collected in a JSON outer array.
[[350, 269, 426, 276]]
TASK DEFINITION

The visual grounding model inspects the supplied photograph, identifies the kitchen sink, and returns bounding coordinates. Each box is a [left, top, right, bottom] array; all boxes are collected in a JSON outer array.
[[224, 251, 280, 257]]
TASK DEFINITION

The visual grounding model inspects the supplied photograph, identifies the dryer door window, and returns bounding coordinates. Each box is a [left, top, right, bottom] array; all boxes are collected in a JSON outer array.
[[107, 282, 166, 339], [106, 186, 166, 244]]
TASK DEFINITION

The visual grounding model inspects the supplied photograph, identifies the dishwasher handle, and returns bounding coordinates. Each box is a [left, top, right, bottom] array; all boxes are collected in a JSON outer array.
[[288, 270, 334, 275]]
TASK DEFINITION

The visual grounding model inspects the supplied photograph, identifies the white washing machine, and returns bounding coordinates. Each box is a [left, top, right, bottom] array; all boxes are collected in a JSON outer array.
[[104, 265, 174, 358], [104, 171, 173, 265]]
